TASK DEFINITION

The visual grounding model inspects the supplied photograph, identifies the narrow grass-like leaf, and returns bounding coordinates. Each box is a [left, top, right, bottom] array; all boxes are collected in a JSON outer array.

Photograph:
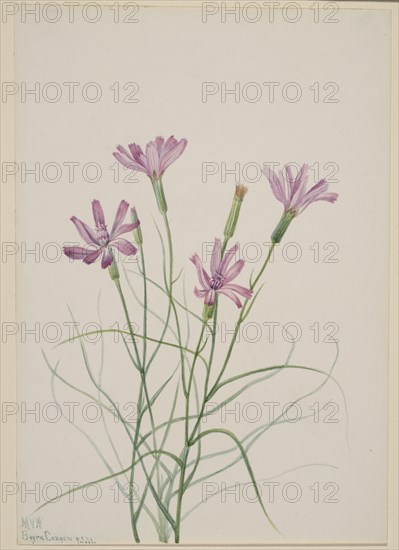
[[191, 428, 281, 534], [56, 329, 208, 371], [182, 344, 344, 493], [49, 356, 129, 496], [142, 367, 178, 416], [65, 308, 176, 533], [130, 269, 203, 324], [96, 292, 132, 487], [33, 447, 180, 515], [241, 284, 264, 322], [181, 462, 337, 523]]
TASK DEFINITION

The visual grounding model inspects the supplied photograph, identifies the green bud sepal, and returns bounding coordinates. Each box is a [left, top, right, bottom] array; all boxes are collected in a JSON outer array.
[[271, 211, 296, 243]]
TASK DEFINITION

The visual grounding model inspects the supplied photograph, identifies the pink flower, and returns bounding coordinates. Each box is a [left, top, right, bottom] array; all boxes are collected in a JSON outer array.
[[63, 200, 139, 269], [263, 164, 338, 215], [113, 135, 187, 180], [190, 239, 253, 308]]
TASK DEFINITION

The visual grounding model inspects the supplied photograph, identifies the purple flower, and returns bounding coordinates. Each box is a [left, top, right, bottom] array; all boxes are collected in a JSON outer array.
[[113, 135, 187, 180], [191, 239, 253, 308], [63, 200, 140, 269], [263, 164, 338, 215]]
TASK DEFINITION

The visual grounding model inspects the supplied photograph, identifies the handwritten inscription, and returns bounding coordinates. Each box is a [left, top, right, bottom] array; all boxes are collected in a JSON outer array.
[[20, 517, 96, 545]]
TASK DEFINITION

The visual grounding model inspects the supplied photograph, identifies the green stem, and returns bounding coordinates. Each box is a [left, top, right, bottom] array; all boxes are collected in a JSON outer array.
[[175, 322, 206, 543], [175, 239, 231, 541], [208, 242, 275, 395], [128, 385, 143, 543], [174, 447, 189, 544], [220, 239, 229, 256], [139, 229, 174, 373], [174, 238, 276, 513], [114, 277, 144, 542], [60, 328, 208, 367], [176, 305, 214, 541], [183, 302, 219, 495], [184, 323, 207, 444], [154, 207, 192, 541], [114, 278, 142, 370], [114, 276, 165, 541], [162, 211, 188, 396], [188, 302, 218, 444], [140, 246, 148, 370], [74, 299, 142, 542], [250, 241, 276, 290], [139, 246, 165, 540]]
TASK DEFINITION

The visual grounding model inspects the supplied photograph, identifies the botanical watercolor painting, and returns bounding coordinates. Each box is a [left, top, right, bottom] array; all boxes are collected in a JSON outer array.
[[31, 134, 343, 543], [8, 3, 392, 547]]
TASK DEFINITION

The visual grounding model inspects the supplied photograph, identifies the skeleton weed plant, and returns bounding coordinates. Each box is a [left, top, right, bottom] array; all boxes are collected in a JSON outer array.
[[39, 136, 339, 543]]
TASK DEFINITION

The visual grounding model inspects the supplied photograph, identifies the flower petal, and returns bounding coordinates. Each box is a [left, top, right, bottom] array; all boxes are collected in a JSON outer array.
[[146, 141, 161, 179], [303, 178, 328, 199], [112, 222, 139, 239], [63, 246, 93, 260], [92, 200, 105, 227], [128, 143, 150, 174], [219, 243, 239, 276], [194, 287, 207, 299], [110, 200, 129, 237], [190, 253, 211, 290], [128, 143, 144, 162], [204, 289, 216, 306], [111, 238, 138, 256], [210, 238, 222, 276], [222, 283, 253, 299], [116, 145, 133, 159], [298, 179, 329, 212], [113, 151, 143, 172], [223, 259, 245, 283], [284, 164, 295, 185], [160, 138, 187, 173], [289, 164, 309, 209], [155, 136, 165, 155], [70, 216, 99, 245], [291, 164, 308, 193], [300, 191, 338, 213], [218, 288, 243, 308], [317, 192, 338, 203], [162, 135, 178, 155], [83, 247, 103, 265], [263, 166, 288, 208], [101, 248, 113, 269]]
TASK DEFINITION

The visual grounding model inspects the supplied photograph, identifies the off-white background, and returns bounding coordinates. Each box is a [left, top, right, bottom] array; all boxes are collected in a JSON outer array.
[[14, 3, 390, 545]]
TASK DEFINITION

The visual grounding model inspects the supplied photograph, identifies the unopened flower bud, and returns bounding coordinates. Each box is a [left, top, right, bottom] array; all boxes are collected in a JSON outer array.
[[224, 184, 248, 240], [131, 207, 143, 245]]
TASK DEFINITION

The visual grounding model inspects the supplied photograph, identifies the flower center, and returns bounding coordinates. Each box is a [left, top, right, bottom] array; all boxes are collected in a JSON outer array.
[[95, 224, 109, 246], [210, 273, 224, 290]]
